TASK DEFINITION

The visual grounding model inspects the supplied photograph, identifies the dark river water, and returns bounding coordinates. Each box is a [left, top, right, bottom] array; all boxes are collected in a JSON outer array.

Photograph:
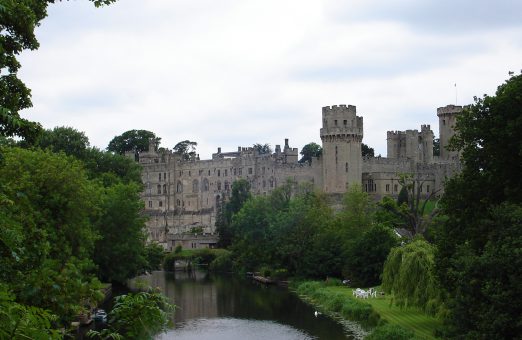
[[129, 270, 366, 340]]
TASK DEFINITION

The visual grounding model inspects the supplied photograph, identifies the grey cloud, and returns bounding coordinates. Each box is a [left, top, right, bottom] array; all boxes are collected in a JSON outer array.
[[331, 0, 522, 33]]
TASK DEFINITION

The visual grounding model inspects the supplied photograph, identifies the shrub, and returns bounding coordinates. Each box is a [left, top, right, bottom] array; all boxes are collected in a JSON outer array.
[[209, 251, 233, 272], [366, 324, 416, 340]]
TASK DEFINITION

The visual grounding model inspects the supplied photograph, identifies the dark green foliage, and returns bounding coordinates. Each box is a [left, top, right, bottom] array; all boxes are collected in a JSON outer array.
[[343, 224, 398, 287], [95, 291, 173, 340], [216, 179, 251, 248], [299, 142, 322, 163], [366, 324, 416, 340], [107, 129, 160, 155], [397, 186, 408, 206], [362, 143, 375, 157], [173, 140, 197, 160], [144, 242, 165, 272], [436, 74, 522, 338], [209, 250, 233, 272], [37, 126, 90, 159], [93, 183, 147, 283], [253, 143, 272, 154]]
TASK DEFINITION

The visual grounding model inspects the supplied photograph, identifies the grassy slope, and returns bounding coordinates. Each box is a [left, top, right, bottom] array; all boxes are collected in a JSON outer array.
[[326, 287, 441, 340]]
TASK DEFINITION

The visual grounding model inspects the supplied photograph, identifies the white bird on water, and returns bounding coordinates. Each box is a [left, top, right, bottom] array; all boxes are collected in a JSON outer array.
[[314, 311, 321, 317]]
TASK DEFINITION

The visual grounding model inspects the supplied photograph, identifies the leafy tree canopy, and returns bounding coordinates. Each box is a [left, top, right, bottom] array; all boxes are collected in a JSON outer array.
[[299, 142, 322, 164], [361, 143, 375, 157], [107, 129, 160, 154], [253, 143, 272, 154], [436, 74, 522, 338], [0, 0, 116, 143], [36, 126, 90, 159], [173, 140, 197, 160]]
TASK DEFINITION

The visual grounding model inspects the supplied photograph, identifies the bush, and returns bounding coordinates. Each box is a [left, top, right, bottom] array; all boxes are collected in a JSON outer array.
[[174, 245, 182, 254], [209, 251, 233, 272], [366, 324, 416, 340]]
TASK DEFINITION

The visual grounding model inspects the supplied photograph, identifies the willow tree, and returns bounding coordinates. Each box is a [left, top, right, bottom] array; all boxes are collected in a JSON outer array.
[[381, 238, 441, 314]]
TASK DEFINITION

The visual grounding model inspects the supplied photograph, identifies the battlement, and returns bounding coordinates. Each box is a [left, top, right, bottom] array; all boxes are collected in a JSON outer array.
[[421, 124, 431, 132], [322, 104, 357, 116], [437, 105, 463, 116]]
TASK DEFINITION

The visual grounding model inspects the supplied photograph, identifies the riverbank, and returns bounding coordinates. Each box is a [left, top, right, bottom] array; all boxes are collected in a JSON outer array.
[[294, 281, 441, 340]]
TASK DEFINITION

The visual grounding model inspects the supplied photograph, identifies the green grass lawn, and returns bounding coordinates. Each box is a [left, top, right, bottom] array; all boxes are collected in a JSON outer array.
[[326, 286, 441, 340]]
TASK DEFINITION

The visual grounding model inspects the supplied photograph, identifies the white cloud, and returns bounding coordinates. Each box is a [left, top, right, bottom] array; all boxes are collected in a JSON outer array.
[[17, 0, 522, 158]]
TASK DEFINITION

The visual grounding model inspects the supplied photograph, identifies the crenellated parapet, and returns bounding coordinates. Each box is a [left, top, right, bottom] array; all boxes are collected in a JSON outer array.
[[320, 104, 363, 141]]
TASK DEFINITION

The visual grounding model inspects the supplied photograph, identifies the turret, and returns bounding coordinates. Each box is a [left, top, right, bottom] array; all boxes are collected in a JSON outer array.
[[437, 105, 463, 161], [320, 104, 363, 193]]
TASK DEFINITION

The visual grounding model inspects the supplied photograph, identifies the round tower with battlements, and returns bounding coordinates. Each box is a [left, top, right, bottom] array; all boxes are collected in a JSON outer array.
[[437, 105, 463, 161], [320, 104, 363, 193]]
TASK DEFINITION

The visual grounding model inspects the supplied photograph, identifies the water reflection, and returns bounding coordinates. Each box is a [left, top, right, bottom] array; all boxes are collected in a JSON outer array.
[[130, 271, 358, 340]]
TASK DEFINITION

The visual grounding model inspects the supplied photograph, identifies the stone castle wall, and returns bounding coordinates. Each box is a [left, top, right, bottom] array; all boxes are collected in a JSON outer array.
[[138, 104, 462, 249]]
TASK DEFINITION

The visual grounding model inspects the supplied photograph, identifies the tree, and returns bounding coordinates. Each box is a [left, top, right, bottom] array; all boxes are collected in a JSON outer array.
[[216, 179, 251, 248], [343, 224, 398, 287], [253, 143, 272, 154], [37, 126, 90, 160], [93, 183, 147, 283], [0, 0, 116, 143], [173, 140, 197, 160], [380, 173, 439, 237], [299, 142, 322, 164], [436, 74, 522, 338], [361, 143, 375, 157], [107, 130, 160, 155], [381, 238, 440, 314]]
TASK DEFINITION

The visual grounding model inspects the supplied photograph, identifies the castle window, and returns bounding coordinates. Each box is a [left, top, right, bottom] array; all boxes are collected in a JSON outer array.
[[189, 170, 191, 177], [217, 181, 222, 191], [177, 199, 181, 206], [218, 170, 220, 177], [202, 178, 209, 192], [334, 120, 338, 126], [386, 184, 390, 192], [179, 171, 182, 176], [163, 184, 167, 194], [368, 179, 374, 192], [163, 172, 166, 180], [157, 185, 161, 194], [427, 185, 430, 193], [225, 169, 228, 176], [239, 168, 243, 175], [345, 162, 348, 173], [225, 181, 230, 191], [208, 170, 210, 176], [199, 169, 203, 176], [158, 173, 162, 181], [176, 181, 183, 193], [159, 201, 163, 207], [233, 168, 237, 175], [148, 201, 152, 208], [193, 179, 199, 193], [343, 120, 347, 126], [443, 119, 446, 125], [248, 168, 253, 175], [394, 184, 398, 192]]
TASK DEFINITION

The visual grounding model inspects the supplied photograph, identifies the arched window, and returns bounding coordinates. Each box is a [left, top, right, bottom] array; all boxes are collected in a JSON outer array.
[[163, 184, 167, 194], [157, 184, 161, 194], [176, 181, 183, 193], [217, 181, 222, 191], [192, 179, 199, 193], [202, 178, 209, 192], [224, 181, 230, 191]]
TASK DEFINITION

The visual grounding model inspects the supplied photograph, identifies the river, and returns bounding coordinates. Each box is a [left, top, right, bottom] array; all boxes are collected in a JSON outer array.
[[129, 270, 367, 340]]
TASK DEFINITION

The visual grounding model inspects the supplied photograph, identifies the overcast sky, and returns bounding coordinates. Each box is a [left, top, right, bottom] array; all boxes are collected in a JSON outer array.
[[19, 0, 522, 158]]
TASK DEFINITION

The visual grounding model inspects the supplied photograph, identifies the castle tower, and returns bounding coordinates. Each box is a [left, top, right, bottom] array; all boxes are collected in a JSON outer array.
[[320, 105, 363, 193], [437, 105, 463, 161]]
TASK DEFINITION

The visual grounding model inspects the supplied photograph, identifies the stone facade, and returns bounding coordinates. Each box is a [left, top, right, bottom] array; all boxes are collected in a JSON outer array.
[[135, 104, 462, 249]]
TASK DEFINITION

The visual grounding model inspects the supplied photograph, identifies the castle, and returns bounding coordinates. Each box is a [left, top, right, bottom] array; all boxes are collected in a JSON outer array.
[[133, 104, 463, 250]]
